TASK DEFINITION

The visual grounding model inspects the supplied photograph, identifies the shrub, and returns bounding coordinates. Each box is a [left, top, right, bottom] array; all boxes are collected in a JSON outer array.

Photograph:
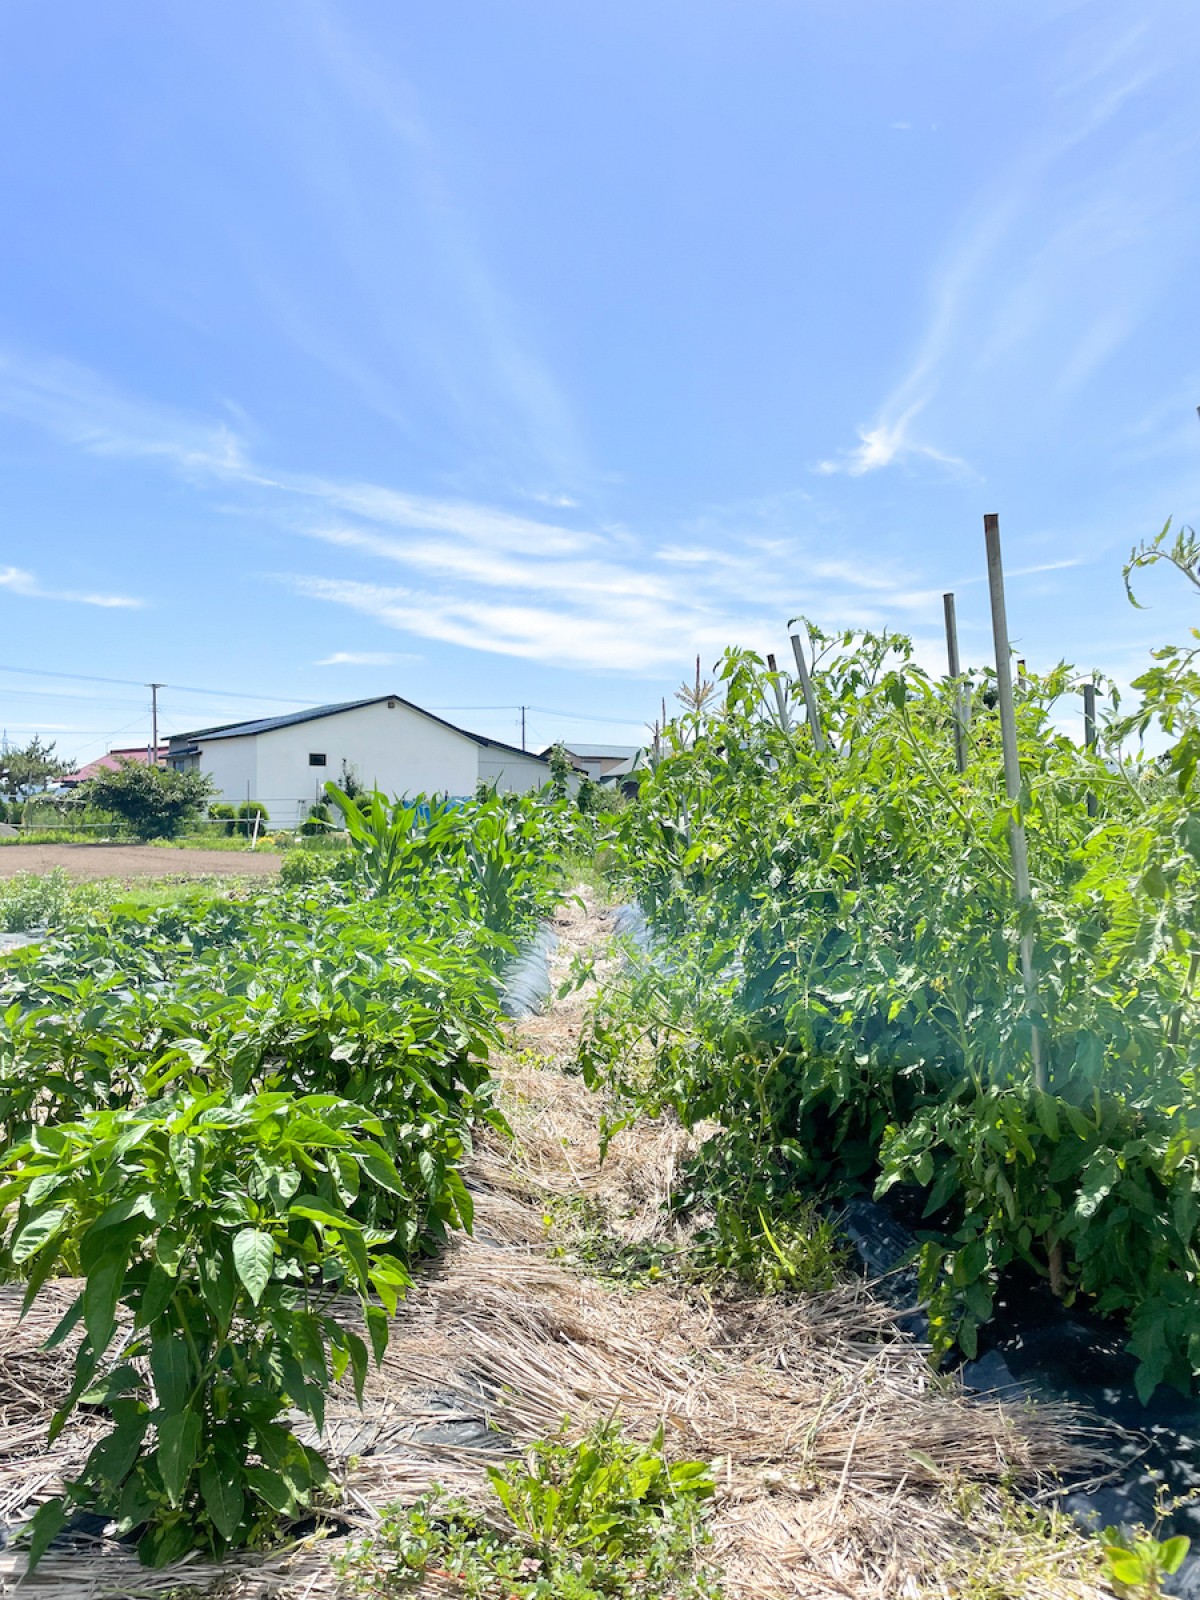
[[83, 762, 214, 841], [208, 802, 236, 836], [300, 801, 332, 836], [235, 801, 269, 838]]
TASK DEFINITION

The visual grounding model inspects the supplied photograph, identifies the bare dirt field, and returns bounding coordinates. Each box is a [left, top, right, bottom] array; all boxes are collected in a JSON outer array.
[[0, 844, 281, 880]]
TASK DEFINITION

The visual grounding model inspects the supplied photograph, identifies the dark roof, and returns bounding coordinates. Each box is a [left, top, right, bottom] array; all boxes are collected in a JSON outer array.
[[549, 743, 642, 761], [170, 695, 550, 765]]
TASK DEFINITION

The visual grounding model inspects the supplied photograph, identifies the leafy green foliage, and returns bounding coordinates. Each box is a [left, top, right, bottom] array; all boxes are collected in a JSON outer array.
[[1, 1089, 408, 1564], [0, 735, 70, 803], [0, 791, 567, 1566], [0, 867, 74, 931], [1102, 1526, 1190, 1596], [339, 1421, 720, 1600], [235, 800, 270, 837], [326, 781, 570, 933], [83, 760, 215, 840], [587, 607, 1200, 1394], [300, 800, 333, 836]]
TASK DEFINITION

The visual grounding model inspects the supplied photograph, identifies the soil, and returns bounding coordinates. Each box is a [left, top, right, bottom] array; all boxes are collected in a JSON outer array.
[[0, 844, 280, 881]]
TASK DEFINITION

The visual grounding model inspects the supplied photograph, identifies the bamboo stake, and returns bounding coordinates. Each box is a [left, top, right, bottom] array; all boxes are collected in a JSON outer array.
[[942, 592, 968, 775], [983, 515, 1043, 1092], [766, 653, 792, 733], [787, 624, 828, 753]]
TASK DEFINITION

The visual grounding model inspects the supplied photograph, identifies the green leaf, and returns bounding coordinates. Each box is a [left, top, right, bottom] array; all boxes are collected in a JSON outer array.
[[11, 1206, 68, 1265], [1160, 1535, 1190, 1575], [1075, 1149, 1118, 1221], [83, 1410, 149, 1490], [157, 1408, 202, 1506], [150, 1336, 192, 1414], [244, 1464, 294, 1515], [357, 1148, 406, 1196], [83, 1256, 125, 1359], [365, 1303, 388, 1365], [345, 1330, 369, 1405], [231, 1228, 274, 1306], [23, 1495, 68, 1572], [289, 1195, 353, 1229], [138, 1265, 177, 1327], [199, 1455, 245, 1542]]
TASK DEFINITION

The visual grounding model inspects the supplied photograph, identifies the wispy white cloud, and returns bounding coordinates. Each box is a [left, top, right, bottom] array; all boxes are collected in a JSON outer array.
[[815, 19, 1192, 478], [314, 650, 419, 666], [0, 342, 1054, 674], [0, 565, 144, 609], [274, 8, 588, 490], [0, 348, 247, 478], [814, 406, 968, 477]]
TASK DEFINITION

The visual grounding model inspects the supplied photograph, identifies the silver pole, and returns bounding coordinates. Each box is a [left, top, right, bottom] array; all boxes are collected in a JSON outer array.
[[788, 625, 828, 753], [984, 513, 1043, 1090], [1083, 680, 1098, 820], [766, 653, 792, 733], [942, 593, 968, 775]]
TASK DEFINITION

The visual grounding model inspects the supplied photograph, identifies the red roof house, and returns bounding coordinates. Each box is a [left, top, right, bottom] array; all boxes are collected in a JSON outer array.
[[60, 746, 168, 787]]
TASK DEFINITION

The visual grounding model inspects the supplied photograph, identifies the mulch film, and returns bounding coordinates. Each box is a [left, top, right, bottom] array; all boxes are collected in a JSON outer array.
[[0, 895, 1120, 1599]]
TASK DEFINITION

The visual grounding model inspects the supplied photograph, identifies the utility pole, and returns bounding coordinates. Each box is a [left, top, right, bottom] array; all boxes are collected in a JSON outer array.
[[520, 706, 527, 751], [147, 683, 165, 766]]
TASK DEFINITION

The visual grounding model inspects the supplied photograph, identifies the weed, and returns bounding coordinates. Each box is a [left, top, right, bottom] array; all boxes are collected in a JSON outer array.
[[338, 1420, 721, 1600]]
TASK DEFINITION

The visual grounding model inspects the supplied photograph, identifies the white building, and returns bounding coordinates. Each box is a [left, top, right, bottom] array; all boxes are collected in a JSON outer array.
[[550, 743, 644, 785], [168, 695, 561, 828]]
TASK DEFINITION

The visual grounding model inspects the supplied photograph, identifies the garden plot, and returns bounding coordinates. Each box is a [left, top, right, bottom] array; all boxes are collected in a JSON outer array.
[[0, 891, 1119, 1600]]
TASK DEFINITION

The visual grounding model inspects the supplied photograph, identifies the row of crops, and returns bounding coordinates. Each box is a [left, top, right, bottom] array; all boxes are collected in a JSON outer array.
[[589, 539, 1200, 1403], [0, 785, 575, 1568]]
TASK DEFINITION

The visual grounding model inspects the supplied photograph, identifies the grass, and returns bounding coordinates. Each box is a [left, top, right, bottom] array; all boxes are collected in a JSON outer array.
[[0, 829, 115, 845], [148, 830, 278, 851]]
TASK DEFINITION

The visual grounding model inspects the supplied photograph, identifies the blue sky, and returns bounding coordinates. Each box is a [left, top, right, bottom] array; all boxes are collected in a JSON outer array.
[[0, 0, 1197, 764]]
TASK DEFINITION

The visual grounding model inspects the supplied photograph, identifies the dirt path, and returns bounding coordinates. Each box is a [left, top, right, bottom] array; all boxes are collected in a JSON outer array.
[[0, 843, 280, 880], [0, 891, 1113, 1600]]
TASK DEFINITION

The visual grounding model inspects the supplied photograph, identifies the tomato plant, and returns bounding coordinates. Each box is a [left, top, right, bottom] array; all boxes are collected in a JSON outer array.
[[588, 586, 1200, 1397]]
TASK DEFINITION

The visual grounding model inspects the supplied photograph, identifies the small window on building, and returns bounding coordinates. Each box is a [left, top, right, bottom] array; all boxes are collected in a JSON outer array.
[[309, 752, 327, 767], [387, 699, 397, 709]]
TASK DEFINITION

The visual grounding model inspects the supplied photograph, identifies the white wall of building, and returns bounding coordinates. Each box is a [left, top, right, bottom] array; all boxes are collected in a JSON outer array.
[[196, 734, 258, 810], [477, 744, 560, 795], [194, 700, 559, 827]]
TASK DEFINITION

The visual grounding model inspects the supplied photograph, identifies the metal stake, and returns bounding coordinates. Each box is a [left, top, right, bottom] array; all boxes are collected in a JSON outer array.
[[766, 653, 792, 733], [788, 624, 828, 753], [1083, 680, 1098, 819], [942, 594, 968, 775], [984, 514, 1043, 1090]]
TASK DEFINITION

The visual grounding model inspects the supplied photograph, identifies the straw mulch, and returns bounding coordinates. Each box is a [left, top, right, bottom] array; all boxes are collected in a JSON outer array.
[[0, 892, 1118, 1599]]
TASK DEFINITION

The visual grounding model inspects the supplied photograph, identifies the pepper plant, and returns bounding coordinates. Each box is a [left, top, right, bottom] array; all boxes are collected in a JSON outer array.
[[1, 1088, 418, 1568]]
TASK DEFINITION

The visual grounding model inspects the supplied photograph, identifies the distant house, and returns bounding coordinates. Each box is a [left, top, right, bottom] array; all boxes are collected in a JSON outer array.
[[60, 746, 168, 787], [551, 743, 643, 783], [167, 696, 561, 827]]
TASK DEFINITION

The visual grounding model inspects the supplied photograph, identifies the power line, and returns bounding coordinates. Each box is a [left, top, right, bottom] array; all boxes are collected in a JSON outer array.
[[0, 663, 312, 706]]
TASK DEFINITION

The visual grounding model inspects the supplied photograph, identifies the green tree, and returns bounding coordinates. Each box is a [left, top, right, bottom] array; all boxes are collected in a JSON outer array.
[[83, 760, 214, 840], [0, 735, 69, 803]]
